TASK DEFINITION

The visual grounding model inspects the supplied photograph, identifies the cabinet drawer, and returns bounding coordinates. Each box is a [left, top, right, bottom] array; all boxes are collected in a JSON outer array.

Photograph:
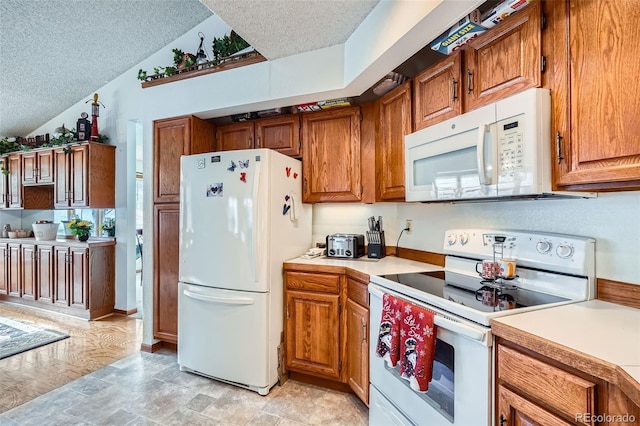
[[498, 344, 596, 420], [347, 277, 368, 307], [285, 272, 340, 293]]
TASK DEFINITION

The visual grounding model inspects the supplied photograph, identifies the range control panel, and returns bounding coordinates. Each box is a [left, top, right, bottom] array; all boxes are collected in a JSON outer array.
[[443, 228, 595, 277]]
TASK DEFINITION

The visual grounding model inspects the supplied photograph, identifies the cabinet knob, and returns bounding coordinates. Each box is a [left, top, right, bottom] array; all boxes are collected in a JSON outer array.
[[500, 414, 507, 426]]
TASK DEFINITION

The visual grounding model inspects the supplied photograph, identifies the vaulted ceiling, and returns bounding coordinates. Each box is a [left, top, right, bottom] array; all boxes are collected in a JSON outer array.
[[0, 0, 379, 137]]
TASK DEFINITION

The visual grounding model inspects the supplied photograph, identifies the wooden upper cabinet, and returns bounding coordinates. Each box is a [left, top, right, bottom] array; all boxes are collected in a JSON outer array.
[[7, 154, 22, 209], [465, 1, 542, 111], [377, 81, 412, 201], [0, 157, 8, 209], [548, 0, 640, 190], [413, 51, 462, 131], [216, 121, 254, 151], [302, 106, 362, 202], [153, 115, 215, 203], [255, 115, 301, 157], [22, 150, 53, 185]]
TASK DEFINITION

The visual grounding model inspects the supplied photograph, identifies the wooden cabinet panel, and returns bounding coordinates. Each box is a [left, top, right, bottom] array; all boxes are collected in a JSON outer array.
[[255, 115, 301, 157], [69, 247, 88, 309], [22, 151, 54, 185], [20, 244, 36, 301], [0, 157, 8, 208], [69, 145, 89, 207], [217, 122, 254, 151], [53, 246, 69, 306], [285, 271, 340, 293], [465, 1, 542, 111], [7, 154, 22, 209], [377, 81, 412, 201], [153, 204, 180, 343], [346, 298, 369, 405], [498, 385, 574, 426], [413, 51, 462, 131], [498, 344, 596, 418], [286, 289, 341, 380], [37, 245, 54, 303], [8, 243, 21, 296], [154, 116, 215, 203], [0, 243, 7, 295], [53, 149, 68, 208], [549, 0, 640, 189], [302, 106, 361, 202]]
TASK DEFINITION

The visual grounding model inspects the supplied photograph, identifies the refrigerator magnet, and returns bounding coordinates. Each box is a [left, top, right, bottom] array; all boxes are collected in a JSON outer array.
[[227, 161, 237, 172], [239, 159, 249, 169], [206, 183, 223, 197], [240, 172, 247, 182], [286, 167, 291, 177], [293, 172, 298, 179]]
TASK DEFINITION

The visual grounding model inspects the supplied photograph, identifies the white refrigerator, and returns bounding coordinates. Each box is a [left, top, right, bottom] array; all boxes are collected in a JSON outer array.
[[177, 148, 312, 395]]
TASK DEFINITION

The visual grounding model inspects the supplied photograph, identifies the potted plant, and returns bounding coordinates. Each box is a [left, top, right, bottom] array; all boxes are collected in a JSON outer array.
[[99, 218, 115, 237], [67, 219, 93, 241]]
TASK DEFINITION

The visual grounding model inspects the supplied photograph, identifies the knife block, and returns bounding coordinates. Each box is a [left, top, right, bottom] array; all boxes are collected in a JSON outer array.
[[367, 231, 386, 259]]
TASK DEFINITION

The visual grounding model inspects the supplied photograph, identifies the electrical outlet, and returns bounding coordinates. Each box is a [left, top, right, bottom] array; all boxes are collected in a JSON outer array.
[[405, 219, 412, 234]]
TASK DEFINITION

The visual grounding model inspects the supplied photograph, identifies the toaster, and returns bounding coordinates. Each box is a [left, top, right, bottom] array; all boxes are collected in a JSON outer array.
[[326, 234, 365, 258]]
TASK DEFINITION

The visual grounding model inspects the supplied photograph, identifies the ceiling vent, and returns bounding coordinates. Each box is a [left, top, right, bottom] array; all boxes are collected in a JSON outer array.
[[372, 72, 408, 96]]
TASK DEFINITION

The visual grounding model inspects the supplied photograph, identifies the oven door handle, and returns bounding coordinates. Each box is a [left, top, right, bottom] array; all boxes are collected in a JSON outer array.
[[434, 316, 487, 343], [369, 284, 489, 344]]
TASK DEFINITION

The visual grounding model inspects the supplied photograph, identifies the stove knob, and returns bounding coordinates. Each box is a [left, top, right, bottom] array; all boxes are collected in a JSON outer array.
[[345, 250, 352, 257], [459, 233, 469, 245], [447, 233, 457, 246], [328, 249, 335, 256], [536, 240, 552, 254], [556, 244, 574, 259]]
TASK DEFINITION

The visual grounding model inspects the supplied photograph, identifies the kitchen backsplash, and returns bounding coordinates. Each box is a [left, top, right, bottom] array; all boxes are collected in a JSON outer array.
[[313, 191, 640, 285]]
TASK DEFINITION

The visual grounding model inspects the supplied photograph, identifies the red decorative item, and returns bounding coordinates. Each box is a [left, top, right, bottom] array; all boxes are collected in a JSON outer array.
[[293, 172, 298, 179], [285, 167, 291, 177], [240, 172, 247, 182], [399, 302, 437, 393], [376, 293, 404, 368], [85, 93, 105, 141]]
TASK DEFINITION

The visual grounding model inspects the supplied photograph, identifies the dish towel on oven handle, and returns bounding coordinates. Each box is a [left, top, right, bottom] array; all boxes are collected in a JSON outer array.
[[375, 293, 403, 367], [400, 301, 438, 393]]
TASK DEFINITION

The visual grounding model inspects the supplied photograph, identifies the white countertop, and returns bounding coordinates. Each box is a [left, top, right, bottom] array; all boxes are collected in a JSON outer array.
[[284, 254, 443, 276], [493, 299, 640, 383], [0, 236, 116, 247]]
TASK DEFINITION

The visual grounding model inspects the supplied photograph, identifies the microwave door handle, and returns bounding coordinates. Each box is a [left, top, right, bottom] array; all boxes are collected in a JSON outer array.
[[477, 123, 491, 185]]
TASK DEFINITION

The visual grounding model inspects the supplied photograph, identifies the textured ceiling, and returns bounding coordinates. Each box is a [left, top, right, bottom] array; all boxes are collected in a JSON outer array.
[[0, 0, 379, 138]]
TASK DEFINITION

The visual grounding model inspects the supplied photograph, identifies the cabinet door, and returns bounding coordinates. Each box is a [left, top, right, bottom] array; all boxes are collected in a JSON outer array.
[[346, 298, 369, 405], [69, 247, 88, 309], [37, 245, 54, 303], [413, 51, 462, 131], [465, 1, 542, 111], [69, 145, 89, 207], [20, 244, 37, 301], [8, 243, 21, 296], [53, 247, 69, 306], [498, 385, 573, 426], [22, 152, 37, 185], [154, 117, 191, 204], [285, 289, 341, 380], [255, 115, 301, 157], [217, 122, 254, 151], [302, 106, 361, 202], [0, 157, 8, 208], [0, 243, 7, 295], [153, 204, 180, 343], [53, 148, 69, 208], [551, 0, 640, 189], [377, 81, 412, 201], [37, 150, 54, 184], [7, 154, 22, 208]]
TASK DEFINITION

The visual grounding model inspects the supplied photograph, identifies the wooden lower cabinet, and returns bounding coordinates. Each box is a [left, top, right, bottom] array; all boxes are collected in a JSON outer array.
[[283, 265, 370, 405], [153, 204, 180, 343], [496, 339, 640, 426], [0, 241, 115, 320]]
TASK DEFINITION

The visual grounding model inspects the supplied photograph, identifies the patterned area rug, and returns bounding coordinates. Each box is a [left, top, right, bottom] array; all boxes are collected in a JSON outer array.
[[0, 316, 69, 359]]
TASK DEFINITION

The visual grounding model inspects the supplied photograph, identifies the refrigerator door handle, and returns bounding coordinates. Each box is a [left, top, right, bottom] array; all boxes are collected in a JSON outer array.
[[249, 160, 261, 283], [183, 289, 255, 306]]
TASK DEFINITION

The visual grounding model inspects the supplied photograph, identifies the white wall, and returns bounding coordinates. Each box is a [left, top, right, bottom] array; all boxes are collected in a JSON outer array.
[[314, 191, 640, 285]]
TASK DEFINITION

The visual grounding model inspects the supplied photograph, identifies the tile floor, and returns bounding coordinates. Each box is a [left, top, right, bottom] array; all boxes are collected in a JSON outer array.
[[0, 303, 368, 425]]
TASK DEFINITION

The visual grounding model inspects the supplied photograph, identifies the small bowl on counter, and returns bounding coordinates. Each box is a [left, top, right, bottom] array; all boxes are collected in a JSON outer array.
[[7, 230, 28, 238]]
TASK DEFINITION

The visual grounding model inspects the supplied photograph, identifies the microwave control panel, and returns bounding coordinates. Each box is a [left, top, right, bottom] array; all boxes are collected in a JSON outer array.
[[497, 114, 525, 178]]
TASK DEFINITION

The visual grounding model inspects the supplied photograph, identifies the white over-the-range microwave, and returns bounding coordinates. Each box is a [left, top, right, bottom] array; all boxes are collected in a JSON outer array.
[[404, 88, 595, 202]]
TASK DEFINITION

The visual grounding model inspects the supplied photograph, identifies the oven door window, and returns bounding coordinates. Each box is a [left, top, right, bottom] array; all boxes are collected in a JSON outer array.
[[384, 339, 455, 422]]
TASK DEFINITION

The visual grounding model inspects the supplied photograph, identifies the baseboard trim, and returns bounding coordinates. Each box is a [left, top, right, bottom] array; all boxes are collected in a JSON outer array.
[[113, 308, 137, 316], [140, 341, 177, 353]]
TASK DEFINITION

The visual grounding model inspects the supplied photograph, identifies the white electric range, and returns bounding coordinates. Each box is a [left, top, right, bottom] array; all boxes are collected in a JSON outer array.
[[368, 228, 595, 426]]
